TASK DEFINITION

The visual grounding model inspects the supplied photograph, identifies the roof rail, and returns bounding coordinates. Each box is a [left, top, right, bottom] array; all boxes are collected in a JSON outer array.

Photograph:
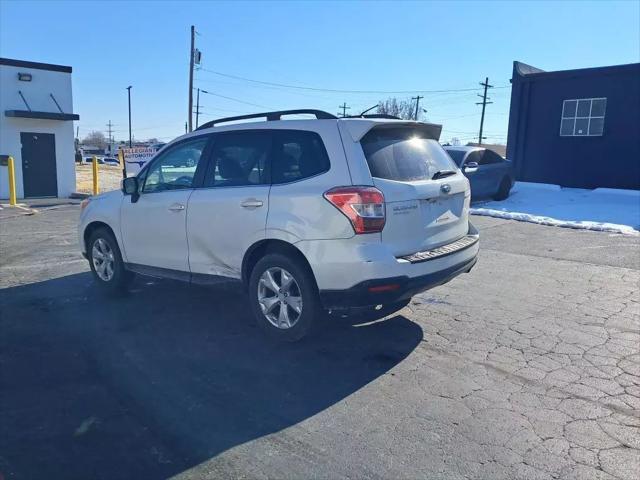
[[196, 109, 337, 130]]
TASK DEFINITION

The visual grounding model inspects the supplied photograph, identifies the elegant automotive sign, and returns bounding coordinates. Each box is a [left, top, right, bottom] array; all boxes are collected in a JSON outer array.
[[120, 146, 161, 176]]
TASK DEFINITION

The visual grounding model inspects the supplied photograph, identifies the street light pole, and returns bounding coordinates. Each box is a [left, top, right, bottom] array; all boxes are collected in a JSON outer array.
[[196, 88, 200, 129], [126, 86, 132, 147]]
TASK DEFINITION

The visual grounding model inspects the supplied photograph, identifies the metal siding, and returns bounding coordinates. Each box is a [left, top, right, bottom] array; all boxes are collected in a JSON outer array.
[[508, 63, 640, 190]]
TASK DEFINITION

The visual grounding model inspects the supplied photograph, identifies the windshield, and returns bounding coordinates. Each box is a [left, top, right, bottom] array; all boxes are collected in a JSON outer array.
[[361, 128, 457, 181], [444, 149, 467, 166]]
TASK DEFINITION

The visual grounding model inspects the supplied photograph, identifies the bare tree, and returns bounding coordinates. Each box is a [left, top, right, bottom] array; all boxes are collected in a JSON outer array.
[[377, 97, 425, 121], [82, 131, 107, 149]]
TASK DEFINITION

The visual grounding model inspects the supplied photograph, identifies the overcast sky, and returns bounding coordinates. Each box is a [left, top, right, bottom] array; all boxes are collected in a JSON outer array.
[[1, 0, 638, 145]]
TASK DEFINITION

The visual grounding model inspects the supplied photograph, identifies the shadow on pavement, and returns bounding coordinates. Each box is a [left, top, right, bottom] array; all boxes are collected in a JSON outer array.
[[0, 273, 422, 480]]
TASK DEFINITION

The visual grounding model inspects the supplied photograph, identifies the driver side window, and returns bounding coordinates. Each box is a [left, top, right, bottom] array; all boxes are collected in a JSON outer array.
[[143, 137, 208, 193]]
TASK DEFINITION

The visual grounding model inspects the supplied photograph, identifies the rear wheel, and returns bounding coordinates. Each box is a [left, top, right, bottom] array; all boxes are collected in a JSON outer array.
[[87, 228, 133, 294], [493, 177, 512, 201], [249, 253, 320, 342]]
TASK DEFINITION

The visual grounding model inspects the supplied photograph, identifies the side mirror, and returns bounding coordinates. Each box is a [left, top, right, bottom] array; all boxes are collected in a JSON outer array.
[[463, 161, 479, 174], [122, 176, 140, 202]]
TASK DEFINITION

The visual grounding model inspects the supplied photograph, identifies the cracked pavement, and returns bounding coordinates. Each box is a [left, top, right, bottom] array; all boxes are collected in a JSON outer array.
[[0, 206, 638, 479]]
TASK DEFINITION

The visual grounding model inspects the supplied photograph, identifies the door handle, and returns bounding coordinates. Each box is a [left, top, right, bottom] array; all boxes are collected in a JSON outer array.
[[240, 199, 264, 208], [168, 203, 186, 212]]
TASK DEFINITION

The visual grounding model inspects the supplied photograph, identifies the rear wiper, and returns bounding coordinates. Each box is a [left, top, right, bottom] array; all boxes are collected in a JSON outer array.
[[431, 170, 457, 180]]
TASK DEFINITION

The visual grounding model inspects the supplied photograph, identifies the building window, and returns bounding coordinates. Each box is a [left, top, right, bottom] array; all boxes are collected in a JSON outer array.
[[560, 98, 606, 137]]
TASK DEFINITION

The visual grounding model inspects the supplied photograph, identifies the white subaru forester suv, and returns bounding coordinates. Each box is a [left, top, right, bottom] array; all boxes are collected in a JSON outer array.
[[79, 109, 479, 341]]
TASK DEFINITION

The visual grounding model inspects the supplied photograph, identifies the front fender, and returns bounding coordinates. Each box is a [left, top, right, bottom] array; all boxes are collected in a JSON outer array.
[[78, 192, 126, 259]]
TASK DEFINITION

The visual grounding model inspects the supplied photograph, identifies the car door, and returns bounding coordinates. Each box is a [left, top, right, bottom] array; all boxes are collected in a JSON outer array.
[[463, 150, 493, 198], [462, 150, 486, 197], [478, 149, 509, 195], [120, 135, 211, 273], [187, 130, 271, 280]]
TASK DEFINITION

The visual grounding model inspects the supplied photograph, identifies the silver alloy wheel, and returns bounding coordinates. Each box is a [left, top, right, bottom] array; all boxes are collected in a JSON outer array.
[[92, 238, 115, 282], [257, 267, 303, 329]]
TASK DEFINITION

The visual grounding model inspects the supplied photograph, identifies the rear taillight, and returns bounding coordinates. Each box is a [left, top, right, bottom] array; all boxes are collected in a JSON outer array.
[[323, 186, 385, 234]]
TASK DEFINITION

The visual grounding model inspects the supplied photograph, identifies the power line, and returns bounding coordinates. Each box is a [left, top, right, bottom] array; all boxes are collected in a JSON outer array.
[[198, 67, 510, 95], [198, 89, 272, 109]]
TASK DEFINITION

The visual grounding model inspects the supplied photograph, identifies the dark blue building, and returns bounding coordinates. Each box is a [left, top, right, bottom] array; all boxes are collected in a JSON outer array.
[[506, 61, 640, 190]]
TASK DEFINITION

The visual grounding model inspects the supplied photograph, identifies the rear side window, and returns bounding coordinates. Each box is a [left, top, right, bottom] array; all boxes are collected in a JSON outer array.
[[477, 149, 503, 165], [272, 130, 330, 184], [445, 149, 466, 167], [361, 128, 457, 181], [205, 131, 270, 187]]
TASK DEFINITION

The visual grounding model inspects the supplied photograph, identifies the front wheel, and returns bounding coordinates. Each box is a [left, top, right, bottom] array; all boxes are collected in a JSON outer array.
[[87, 228, 133, 294], [248, 253, 320, 342]]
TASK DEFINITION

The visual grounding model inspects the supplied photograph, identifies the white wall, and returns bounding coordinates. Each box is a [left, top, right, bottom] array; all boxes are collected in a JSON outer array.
[[0, 62, 77, 198]]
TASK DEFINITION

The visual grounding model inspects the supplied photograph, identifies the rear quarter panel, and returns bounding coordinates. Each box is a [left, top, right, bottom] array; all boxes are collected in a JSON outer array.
[[266, 122, 355, 242]]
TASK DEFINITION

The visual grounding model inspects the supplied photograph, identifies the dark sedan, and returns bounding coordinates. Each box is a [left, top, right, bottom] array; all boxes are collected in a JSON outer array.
[[443, 146, 514, 200]]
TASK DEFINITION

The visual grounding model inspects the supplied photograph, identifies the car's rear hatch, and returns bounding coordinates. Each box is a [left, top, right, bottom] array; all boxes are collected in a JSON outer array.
[[359, 124, 470, 256]]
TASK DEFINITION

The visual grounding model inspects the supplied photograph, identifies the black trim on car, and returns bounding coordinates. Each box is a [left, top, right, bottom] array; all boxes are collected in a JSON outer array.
[[319, 256, 477, 309], [124, 262, 242, 286], [125, 263, 191, 282], [196, 109, 337, 130]]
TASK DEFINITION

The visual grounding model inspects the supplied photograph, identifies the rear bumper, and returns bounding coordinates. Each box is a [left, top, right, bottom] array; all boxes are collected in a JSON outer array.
[[319, 254, 477, 309]]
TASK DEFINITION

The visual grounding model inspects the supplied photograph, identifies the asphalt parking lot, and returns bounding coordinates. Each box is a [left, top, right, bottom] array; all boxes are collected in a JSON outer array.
[[1, 205, 638, 480]]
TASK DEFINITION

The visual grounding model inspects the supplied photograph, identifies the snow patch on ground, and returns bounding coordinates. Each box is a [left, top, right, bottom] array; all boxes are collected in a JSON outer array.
[[470, 182, 640, 235]]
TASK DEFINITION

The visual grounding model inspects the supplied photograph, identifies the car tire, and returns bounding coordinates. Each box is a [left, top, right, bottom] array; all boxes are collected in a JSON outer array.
[[333, 298, 411, 323], [87, 227, 133, 294], [493, 177, 512, 201], [248, 253, 320, 342]]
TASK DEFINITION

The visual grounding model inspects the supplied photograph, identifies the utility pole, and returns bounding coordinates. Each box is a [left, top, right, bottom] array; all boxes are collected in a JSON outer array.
[[338, 102, 350, 117], [195, 88, 209, 129], [476, 77, 493, 144], [126, 86, 132, 147], [106, 120, 114, 153], [188, 25, 195, 132], [412, 95, 424, 120]]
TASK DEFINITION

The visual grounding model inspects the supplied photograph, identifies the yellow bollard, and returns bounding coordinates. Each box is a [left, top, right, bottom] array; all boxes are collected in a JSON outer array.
[[118, 149, 126, 178], [8, 155, 17, 206], [92, 156, 99, 195]]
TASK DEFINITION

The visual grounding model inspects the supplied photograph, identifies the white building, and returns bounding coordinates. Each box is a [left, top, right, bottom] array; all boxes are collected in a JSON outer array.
[[0, 58, 79, 199]]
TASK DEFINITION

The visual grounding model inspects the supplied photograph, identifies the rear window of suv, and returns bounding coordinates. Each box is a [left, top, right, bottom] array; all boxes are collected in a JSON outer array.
[[361, 127, 457, 181]]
